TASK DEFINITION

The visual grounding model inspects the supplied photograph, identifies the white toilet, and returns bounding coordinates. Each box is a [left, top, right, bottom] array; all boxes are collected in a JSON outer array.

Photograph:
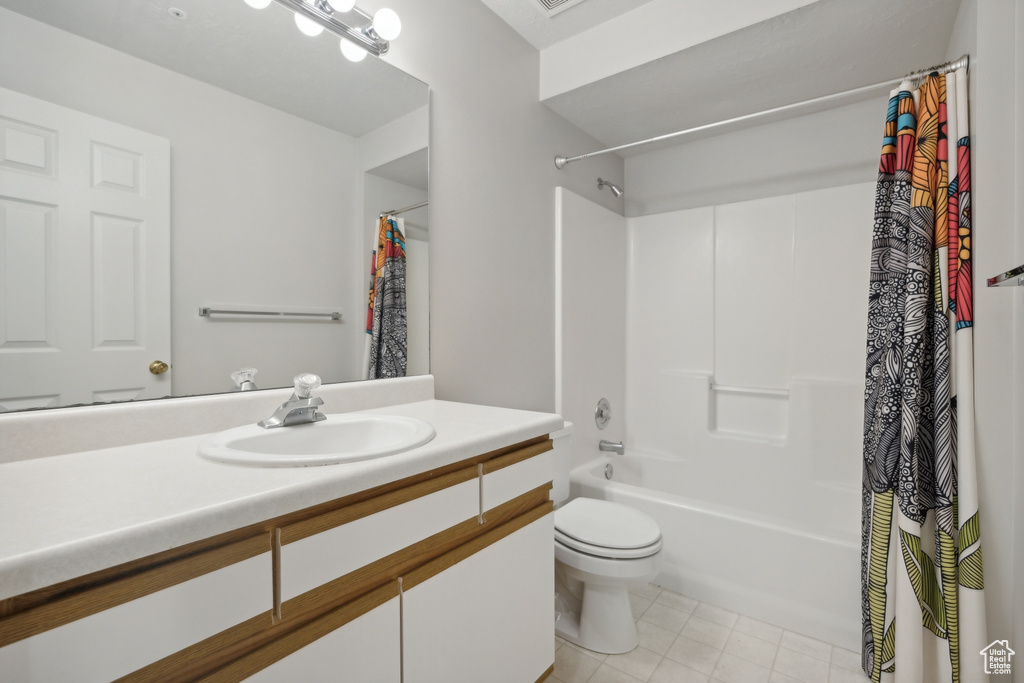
[[551, 422, 663, 654]]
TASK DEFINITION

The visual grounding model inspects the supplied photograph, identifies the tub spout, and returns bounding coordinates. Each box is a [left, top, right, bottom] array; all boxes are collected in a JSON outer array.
[[599, 440, 624, 455]]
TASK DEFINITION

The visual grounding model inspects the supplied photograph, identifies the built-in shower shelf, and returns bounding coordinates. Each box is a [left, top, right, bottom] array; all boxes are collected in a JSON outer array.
[[709, 383, 789, 398], [987, 264, 1024, 287], [709, 382, 789, 442]]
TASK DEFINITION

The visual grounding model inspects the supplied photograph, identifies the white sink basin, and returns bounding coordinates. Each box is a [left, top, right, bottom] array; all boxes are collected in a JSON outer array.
[[198, 414, 435, 467]]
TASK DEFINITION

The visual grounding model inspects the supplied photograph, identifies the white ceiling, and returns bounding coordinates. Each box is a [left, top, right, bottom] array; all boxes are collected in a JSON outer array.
[[485, 0, 963, 157], [477, 0, 658, 50], [0, 0, 428, 138]]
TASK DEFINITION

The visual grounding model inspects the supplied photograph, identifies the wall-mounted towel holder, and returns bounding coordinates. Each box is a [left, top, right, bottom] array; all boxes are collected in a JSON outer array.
[[199, 307, 342, 320], [987, 264, 1024, 287]]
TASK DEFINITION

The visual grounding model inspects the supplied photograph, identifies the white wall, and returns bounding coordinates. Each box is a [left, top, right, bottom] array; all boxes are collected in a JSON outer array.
[[373, 0, 625, 413], [0, 8, 363, 396], [1015, 0, 1024, 669], [554, 188, 626, 470], [624, 97, 881, 216], [966, 0, 1019, 652]]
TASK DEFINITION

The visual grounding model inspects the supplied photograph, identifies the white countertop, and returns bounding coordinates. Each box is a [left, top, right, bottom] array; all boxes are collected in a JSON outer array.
[[0, 399, 563, 601]]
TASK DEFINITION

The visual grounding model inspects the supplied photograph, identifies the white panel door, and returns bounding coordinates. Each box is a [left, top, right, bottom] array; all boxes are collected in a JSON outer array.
[[0, 86, 170, 410]]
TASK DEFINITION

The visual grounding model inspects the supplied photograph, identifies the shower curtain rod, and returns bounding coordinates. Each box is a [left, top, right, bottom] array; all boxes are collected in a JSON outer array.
[[554, 54, 969, 169], [381, 200, 428, 217]]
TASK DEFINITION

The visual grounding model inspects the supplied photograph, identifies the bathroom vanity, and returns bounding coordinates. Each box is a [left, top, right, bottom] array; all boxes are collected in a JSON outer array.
[[0, 382, 561, 682]]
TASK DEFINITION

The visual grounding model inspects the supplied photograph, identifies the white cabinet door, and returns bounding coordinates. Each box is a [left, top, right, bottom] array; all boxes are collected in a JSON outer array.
[[280, 478, 478, 603], [0, 86, 171, 410], [248, 597, 400, 683], [403, 514, 555, 683], [0, 553, 270, 683], [482, 449, 554, 514]]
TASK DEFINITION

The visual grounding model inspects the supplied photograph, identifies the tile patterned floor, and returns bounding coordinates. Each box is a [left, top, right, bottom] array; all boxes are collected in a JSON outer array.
[[551, 584, 870, 683]]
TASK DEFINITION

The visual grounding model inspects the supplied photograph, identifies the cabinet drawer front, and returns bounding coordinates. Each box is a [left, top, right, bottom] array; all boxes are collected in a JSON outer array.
[[482, 449, 554, 514], [0, 553, 270, 683], [247, 597, 400, 683], [281, 478, 478, 601]]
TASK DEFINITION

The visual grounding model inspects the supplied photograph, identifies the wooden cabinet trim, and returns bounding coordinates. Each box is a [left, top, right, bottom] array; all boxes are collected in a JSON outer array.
[[481, 439, 553, 475], [279, 438, 552, 546], [281, 483, 552, 621], [0, 533, 271, 649], [278, 467, 476, 547], [401, 497, 553, 594], [120, 485, 552, 682], [0, 435, 550, 634], [199, 583, 399, 683], [0, 434, 555, 679], [114, 610, 275, 683], [267, 435, 550, 535]]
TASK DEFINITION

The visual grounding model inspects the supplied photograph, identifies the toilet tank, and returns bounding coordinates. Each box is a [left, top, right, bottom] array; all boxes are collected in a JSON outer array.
[[551, 420, 573, 506]]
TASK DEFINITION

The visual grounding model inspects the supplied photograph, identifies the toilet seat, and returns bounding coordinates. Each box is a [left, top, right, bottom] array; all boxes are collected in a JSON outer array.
[[555, 498, 662, 560]]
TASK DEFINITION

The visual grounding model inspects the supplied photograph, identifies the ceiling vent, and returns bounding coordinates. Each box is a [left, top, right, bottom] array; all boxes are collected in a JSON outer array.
[[533, 0, 590, 17]]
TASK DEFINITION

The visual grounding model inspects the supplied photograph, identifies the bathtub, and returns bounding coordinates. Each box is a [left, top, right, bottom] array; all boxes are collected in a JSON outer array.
[[569, 455, 862, 651]]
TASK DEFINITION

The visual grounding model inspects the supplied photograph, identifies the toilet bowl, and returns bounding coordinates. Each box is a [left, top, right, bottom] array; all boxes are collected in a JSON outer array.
[[551, 423, 663, 654]]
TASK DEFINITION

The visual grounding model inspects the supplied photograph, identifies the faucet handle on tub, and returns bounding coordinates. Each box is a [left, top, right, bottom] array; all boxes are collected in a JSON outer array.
[[595, 398, 612, 430]]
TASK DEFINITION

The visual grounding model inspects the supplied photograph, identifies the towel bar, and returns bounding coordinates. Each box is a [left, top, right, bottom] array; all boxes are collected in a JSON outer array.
[[987, 264, 1024, 287], [199, 307, 342, 320]]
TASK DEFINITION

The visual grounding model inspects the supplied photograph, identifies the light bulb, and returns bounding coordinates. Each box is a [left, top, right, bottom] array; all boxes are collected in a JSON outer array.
[[340, 38, 367, 62], [326, 0, 355, 11], [244, 0, 272, 8], [372, 8, 401, 41], [294, 12, 324, 37]]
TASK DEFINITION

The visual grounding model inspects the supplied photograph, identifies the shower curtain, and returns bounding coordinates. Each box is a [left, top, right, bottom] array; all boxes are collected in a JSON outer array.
[[363, 214, 408, 379], [861, 71, 985, 683]]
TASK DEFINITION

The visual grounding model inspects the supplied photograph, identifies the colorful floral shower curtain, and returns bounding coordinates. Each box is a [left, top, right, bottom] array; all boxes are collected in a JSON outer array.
[[861, 71, 986, 683], [363, 214, 408, 379]]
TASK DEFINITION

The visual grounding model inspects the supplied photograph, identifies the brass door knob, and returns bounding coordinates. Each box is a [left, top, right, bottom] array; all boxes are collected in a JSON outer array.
[[149, 360, 169, 375]]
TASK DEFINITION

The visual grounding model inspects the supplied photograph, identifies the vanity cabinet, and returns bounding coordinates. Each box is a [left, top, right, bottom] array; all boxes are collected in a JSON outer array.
[[0, 435, 555, 683], [402, 515, 554, 683], [246, 597, 401, 683], [0, 536, 272, 682]]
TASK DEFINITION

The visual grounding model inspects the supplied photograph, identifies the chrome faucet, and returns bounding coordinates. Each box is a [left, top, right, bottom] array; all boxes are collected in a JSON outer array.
[[258, 373, 326, 429], [599, 440, 624, 455]]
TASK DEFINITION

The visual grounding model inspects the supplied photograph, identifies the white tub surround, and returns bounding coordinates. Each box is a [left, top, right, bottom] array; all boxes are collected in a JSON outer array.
[[0, 381, 562, 682], [570, 455, 860, 652]]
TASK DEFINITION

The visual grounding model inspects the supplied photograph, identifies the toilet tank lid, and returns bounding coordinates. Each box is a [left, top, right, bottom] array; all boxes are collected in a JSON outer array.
[[555, 498, 661, 550]]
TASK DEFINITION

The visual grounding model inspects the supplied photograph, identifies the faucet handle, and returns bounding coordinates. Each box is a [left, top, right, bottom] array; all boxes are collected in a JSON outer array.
[[293, 373, 321, 399]]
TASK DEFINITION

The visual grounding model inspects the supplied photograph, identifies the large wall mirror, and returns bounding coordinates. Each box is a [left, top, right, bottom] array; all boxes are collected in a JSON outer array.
[[0, 0, 429, 412]]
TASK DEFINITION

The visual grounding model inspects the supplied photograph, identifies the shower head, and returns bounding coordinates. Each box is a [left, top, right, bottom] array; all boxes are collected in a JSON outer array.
[[597, 178, 623, 198]]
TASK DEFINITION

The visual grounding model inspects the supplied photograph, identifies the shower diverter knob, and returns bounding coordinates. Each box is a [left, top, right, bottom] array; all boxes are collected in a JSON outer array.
[[595, 398, 611, 430]]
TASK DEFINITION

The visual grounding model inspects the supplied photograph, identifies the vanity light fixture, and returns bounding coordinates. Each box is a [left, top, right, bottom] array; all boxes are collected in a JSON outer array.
[[244, 0, 401, 60]]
